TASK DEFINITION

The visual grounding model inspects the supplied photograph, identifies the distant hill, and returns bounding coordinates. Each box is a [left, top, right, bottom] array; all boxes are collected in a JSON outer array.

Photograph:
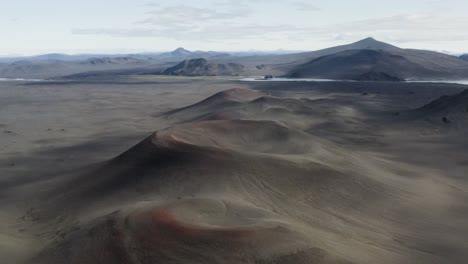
[[287, 49, 430, 81], [0, 48, 233, 79], [170, 47, 192, 57], [27, 53, 78, 61], [217, 37, 401, 67], [152, 48, 231, 61], [0, 53, 125, 63], [81, 57, 146, 65], [293, 37, 401, 59], [411, 89, 468, 128], [0, 58, 157, 79], [0, 60, 71, 79], [161, 58, 245, 76], [460, 54, 468, 61], [0, 49, 233, 79], [286, 43, 468, 81], [0, 48, 231, 64], [221, 38, 468, 79]]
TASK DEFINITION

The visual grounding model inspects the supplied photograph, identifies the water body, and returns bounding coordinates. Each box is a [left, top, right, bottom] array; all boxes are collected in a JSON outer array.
[[406, 80, 468, 85], [239, 77, 468, 85], [239, 77, 346, 82], [0, 78, 44, 82]]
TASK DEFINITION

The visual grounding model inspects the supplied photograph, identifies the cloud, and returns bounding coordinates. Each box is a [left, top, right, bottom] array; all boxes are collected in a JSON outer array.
[[72, 23, 314, 42], [72, 28, 157, 38], [139, 3, 250, 27], [294, 2, 321, 11], [72, 1, 315, 42], [320, 13, 468, 43], [71, 1, 468, 49]]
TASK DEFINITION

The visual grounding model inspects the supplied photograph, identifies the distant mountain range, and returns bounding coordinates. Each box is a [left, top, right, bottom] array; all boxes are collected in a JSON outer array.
[[460, 54, 468, 61], [0, 48, 281, 64], [0, 56, 162, 79], [0, 48, 242, 78], [0, 53, 149, 64], [1, 38, 468, 80], [82, 57, 147, 65]]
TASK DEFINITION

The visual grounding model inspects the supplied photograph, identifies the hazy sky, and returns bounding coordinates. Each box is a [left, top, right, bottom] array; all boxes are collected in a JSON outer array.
[[2, 0, 467, 55]]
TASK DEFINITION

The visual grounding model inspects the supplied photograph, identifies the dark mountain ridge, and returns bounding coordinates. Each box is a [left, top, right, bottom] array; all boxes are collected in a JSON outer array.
[[82, 57, 146, 65], [286, 42, 468, 81], [287, 49, 432, 81], [219, 38, 468, 79], [161, 58, 245, 76], [215, 37, 402, 67]]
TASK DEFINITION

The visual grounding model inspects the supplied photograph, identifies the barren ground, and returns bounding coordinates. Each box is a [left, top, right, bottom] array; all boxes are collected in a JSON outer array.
[[1, 76, 467, 264]]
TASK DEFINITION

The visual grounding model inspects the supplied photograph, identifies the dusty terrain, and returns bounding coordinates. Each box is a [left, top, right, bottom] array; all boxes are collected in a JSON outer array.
[[1, 76, 467, 264]]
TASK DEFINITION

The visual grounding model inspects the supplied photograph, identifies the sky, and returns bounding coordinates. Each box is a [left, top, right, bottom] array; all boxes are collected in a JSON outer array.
[[1, 0, 467, 56]]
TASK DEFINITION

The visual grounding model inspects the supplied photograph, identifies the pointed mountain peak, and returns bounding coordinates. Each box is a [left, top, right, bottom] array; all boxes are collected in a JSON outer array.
[[171, 47, 192, 56], [350, 37, 400, 50], [356, 37, 379, 43], [174, 47, 189, 52]]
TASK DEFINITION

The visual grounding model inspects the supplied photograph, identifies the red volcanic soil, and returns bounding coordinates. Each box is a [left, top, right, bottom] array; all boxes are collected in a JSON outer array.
[[143, 208, 258, 240], [129, 207, 297, 263]]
